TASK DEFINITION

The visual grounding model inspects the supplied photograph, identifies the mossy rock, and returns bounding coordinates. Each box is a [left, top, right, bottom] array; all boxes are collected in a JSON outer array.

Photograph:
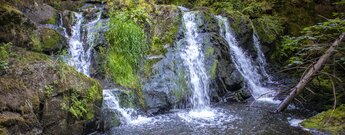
[[0, 3, 36, 48], [301, 104, 345, 135], [35, 28, 66, 53], [0, 47, 102, 134]]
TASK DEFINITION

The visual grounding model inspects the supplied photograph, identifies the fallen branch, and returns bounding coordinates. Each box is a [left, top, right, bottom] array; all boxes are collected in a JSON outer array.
[[276, 32, 345, 112]]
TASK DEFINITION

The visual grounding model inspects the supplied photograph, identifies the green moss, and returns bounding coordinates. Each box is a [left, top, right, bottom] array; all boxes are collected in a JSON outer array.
[[253, 15, 284, 44], [150, 36, 167, 55], [301, 104, 345, 135], [60, 73, 102, 120], [13, 48, 50, 65], [40, 28, 62, 51], [210, 60, 218, 80], [226, 11, 251, 36], [205, 46, 214, 58], [30, 34, 42, 51], [41, 15, 58, 25], [0, 4, 22, 15]]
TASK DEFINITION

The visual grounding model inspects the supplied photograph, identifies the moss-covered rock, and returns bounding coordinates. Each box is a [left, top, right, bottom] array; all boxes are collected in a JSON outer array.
[[36, 28, 66, 52], [0, 47, 103, 135], [0, 3, 36, 48], [149, 5, 180, 56], [301, 104, 345, 135]]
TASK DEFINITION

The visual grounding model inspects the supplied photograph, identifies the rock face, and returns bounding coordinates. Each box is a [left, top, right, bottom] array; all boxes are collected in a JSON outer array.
[[142, 10, 250, 114], [0, 3, 36, 49], [0, 47, 103, 135]]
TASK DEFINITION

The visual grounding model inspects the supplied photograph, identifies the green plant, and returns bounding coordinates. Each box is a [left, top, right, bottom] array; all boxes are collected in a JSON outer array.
[[105, 11, 148, 88], [61, 91, 88, 119], [44, 85, 53, 97], [253, 15, 284, 43], [0, 43, 11, 71]]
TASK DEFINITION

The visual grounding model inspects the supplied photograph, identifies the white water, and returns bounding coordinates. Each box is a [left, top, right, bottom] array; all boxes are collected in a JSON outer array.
[[217, 16, 276, 102], [67, 9, 103, 76], [103, 90, 133, 124], [180, 11, 210, 110], [253, 34, 273, 83], [103, 90, 152, 125]]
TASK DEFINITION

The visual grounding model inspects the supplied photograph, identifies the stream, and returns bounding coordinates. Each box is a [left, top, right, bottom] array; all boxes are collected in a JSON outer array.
[[62, 4, 312, 135]]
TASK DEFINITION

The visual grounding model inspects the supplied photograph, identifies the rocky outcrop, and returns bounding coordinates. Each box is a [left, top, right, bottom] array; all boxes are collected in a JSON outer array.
[[142, 10, 250, 114], [0, 3, 36, 49], [0, 47, 103, 135]]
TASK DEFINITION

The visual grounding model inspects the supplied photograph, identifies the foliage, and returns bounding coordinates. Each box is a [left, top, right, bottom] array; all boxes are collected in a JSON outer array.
[[106, 0, 152, 27], [274, 18, 345, 65], [242, 1, 273, 18], [61, 91, 89, 119], [253, 15, 284, 43], [105, 3, 148, 89], [44, 85, 53, 97]]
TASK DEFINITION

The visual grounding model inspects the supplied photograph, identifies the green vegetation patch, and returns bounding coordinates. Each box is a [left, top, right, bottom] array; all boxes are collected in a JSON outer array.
[[253, 15, 284, 44], [210, 60, 218, 80], [301, 104, 345, 135]]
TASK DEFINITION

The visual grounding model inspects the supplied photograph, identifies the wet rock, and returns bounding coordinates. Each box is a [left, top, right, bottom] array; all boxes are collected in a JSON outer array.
[[143, 49, 190, 114], [143, 11, 250, 114], [62, 10, 74, 36], [0, 47, 103, 135]]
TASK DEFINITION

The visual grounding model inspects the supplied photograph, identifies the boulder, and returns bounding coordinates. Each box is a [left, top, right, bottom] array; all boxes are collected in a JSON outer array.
[[36, 28, 67, 53], [23, 3, 59, 25], [0, 47, 103, 135]]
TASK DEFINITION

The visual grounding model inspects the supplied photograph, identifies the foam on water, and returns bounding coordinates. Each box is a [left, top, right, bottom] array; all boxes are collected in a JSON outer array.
[[287, 117, 304, 127]]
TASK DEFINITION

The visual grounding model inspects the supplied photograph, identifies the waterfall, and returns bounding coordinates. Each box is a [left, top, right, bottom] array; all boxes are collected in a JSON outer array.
[[217, 16, 275, 101], [103, 90, 133, 124], [180, 11, 210, 110], [103, 89, 152, 125], [67, 6, 104, 76], [253, 34, 273, 83]]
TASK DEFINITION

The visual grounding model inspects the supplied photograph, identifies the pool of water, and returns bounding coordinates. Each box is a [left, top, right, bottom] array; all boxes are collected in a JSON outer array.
[[100, 102, 310, 135]]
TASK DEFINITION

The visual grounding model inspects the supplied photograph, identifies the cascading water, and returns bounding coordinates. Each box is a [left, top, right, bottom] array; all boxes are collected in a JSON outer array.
[[217, 16, 276, 102], [179, 11, 210, 110], [67, 6, 105, 76], [103, 90, 133, 124], [253, 34, 273, 83], [103, 89, 152, 125]]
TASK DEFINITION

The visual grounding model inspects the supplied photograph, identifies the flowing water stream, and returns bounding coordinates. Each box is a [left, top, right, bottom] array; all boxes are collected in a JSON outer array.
[[67, 5, 106, 76], [217, 16, 278, 103], [96, 12, 310, 135], [57, 5, 310, 134], [253, 34, 274, 83]]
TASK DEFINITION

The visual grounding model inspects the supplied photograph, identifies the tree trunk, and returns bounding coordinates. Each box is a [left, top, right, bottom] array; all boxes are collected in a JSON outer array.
[[276, 32, 345, 112]]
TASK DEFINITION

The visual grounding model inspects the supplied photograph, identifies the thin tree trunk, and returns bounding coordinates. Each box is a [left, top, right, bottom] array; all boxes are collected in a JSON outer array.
[[276, 32, 345, 112]]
